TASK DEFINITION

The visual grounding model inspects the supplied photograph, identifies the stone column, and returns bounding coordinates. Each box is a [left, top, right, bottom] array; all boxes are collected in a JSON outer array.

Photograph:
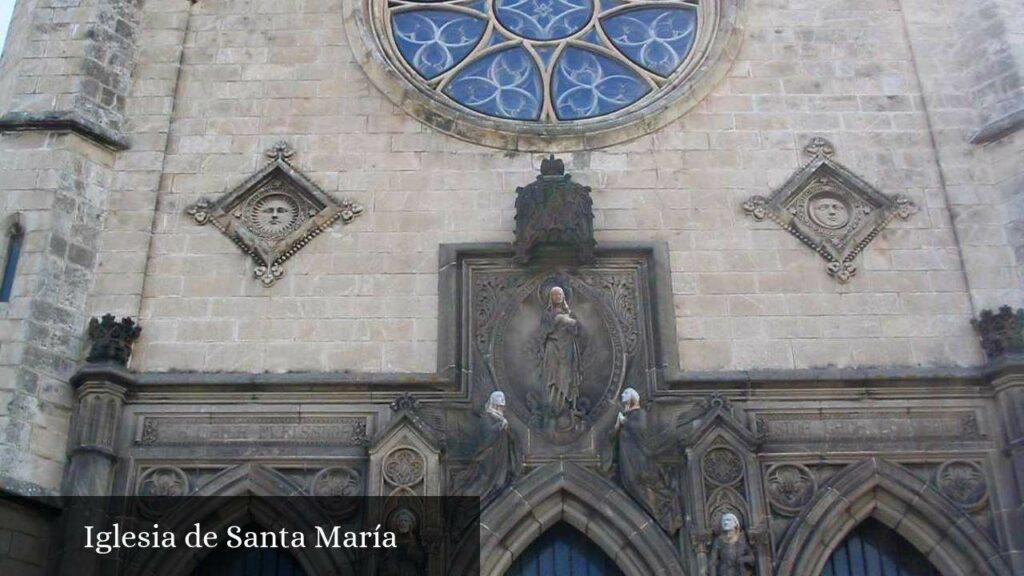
[[58, 315, 139, 576], [975, 307, 1024, 572]]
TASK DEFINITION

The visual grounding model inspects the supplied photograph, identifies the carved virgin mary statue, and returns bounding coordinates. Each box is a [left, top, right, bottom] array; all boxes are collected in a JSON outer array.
[[452, 392, 522, 508], [540, 286, 583, 421]]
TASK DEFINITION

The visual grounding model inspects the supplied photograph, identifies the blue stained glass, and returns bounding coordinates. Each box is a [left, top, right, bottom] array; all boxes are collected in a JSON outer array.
[[392, 10, 487, 79], [444, 48, 543, 120], [602, 7, 696, 76], [552, 47, 649, 120], [495, 0, 592, 40]]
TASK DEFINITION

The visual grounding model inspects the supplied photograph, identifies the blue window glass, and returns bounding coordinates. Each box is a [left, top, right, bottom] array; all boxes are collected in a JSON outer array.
[[386, 0, 699, 122], [602, 7, 697, 76], [1, 223, 23, 302], [552, 47, 650, 120], [495, 0, 592, 41], [392, 10, 487, 79], [443, 47, 543, 120]]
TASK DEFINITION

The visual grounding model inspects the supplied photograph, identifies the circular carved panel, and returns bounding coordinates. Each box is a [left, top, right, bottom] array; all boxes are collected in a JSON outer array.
[[383, 448, 426, 487], [766, 463, 817, 515], [136, 467, 189, 517], [311, 466, 363, 518], [936, 460, 988, 511], [703, 447, 743, 486]]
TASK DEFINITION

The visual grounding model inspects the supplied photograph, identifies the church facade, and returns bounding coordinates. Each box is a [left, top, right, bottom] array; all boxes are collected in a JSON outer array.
[[0, 0, 1022, 574]]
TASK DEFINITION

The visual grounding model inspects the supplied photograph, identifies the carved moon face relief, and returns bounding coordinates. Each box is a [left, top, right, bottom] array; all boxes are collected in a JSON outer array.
[[249, 193, 301, 239], [807, 192, 850, 230]]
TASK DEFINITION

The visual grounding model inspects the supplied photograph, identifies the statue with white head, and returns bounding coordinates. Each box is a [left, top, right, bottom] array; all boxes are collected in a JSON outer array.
[[603, 387, 682, 534], [709, 512, 755, 576], [452, 391, 522, 508]]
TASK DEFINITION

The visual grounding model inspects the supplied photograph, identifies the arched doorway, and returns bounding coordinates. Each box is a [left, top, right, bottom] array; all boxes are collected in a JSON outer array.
[[193, 524, 308, 576], [821, 518, 940, 576], [506, 522, 624, 576]]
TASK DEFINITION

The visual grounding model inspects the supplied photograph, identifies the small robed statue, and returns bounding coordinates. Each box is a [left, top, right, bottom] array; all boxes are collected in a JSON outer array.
[[604, 388, 682, 534], [709, 513, 755, 576], [452, 391, 523, 508]]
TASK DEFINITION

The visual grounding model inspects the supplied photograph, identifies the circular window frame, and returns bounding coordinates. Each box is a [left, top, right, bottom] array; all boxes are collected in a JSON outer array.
[[344, 0, 745, 151]]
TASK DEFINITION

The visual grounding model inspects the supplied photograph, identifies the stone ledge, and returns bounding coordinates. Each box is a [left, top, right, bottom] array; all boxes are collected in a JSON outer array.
[[0, 475, 62, 510], [0, 111, 129, 151], [970, 106, 1024, 145]]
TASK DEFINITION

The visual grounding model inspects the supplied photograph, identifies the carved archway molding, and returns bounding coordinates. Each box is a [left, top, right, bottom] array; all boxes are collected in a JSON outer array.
[[774, 458, 1011, 576], [127, 463, 347, 576], [467, 461, 687, 576]]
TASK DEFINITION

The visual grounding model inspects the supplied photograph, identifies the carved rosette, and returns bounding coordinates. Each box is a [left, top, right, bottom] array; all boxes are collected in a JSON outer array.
[[184, 142, 363, 287], [935, 460, 988, 512], [741, 138, 918, 283], [703, 447, 744, 486], [136, 466, 190, 517], [765, 463, 817, 516], [311, 466, 363, 518], [383, 448, 426, 489]]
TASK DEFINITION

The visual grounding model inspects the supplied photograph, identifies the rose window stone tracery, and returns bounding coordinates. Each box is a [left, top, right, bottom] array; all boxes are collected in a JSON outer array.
[[387, 0, 698, 122]]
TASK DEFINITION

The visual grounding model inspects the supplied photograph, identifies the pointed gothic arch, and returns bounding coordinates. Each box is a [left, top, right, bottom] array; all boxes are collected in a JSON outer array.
[[128, 464, 351, 576], [460, 461, 687, 576], [774, 458, 1011, 576]]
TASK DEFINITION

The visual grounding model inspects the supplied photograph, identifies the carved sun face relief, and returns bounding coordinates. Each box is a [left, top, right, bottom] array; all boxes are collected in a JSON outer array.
[[742, 138, 918, 283], [185, 143, 364, 286]]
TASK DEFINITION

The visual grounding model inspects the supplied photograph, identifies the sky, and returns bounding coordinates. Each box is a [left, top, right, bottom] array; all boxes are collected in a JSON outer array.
[[0, 0, 15, 58]]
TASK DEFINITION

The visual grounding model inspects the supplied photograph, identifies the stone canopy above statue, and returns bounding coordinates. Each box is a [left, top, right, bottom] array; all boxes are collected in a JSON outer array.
[[513, 155, 596, 265]]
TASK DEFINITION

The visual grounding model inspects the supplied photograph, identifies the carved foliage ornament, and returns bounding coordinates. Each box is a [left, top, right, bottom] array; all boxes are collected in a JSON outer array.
[[383, 448, 426, 487], [971, 306, 1024, 360], [87, 314, 142, 365], [765, 463, 816, 516], [935, 460, 988, 511], [742, 138, 918, 283], [136, 466, 189, 517], [703, 446, 744, 486], [185, 142, 364, 286], [312, 466, 363, 518]]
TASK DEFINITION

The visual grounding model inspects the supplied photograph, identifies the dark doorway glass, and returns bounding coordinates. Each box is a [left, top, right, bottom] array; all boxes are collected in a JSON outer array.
[[821, 517, 941, 576], [505, 522, 624, 576], [192, 525, 308, 576]]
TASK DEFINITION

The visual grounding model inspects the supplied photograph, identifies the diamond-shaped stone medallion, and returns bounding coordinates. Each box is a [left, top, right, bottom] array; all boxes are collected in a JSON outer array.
[[185, 142, 363, 286], [742, 138, 918, 283]]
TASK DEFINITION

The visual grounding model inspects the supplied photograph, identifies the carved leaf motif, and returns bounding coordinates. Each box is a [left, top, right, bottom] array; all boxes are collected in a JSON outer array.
[[766, 464, 816, 515], [936, 461, 988, 511]]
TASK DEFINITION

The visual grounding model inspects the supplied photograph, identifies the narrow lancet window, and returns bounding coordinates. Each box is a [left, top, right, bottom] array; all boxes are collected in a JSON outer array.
[[1, 216, 23, 302]]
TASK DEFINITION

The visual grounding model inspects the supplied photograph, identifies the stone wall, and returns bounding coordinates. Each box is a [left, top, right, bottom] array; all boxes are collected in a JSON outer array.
[[129, 0, 987, 374]]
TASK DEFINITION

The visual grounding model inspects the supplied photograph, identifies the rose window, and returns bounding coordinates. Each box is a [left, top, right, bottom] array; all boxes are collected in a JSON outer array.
[[387, 0, 699, 122]]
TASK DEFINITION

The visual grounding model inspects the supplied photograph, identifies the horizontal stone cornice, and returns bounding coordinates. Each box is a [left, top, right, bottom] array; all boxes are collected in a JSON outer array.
[[0, 111, 129, 150]]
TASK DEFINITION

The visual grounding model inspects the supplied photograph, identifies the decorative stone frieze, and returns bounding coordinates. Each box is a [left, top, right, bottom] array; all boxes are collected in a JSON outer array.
[[86, 314, 141, 366], [972, 306, 1024, 360], [513, 156, 596, 264], [742, 137, 918, 283], [185, 142, 363, 287]]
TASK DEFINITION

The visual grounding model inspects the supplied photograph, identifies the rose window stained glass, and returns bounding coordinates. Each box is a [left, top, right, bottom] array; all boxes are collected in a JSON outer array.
[[387, 0, 699, 122]]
